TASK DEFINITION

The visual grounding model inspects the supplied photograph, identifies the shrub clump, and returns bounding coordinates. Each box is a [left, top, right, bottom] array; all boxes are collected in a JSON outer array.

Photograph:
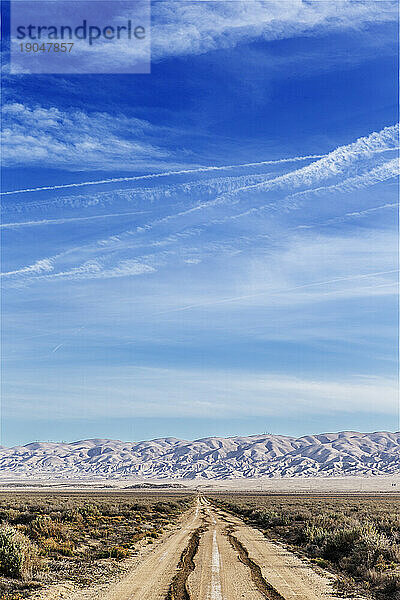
[[29, 515, 68, 541], [213, 496, 400, 599], [0, 524, 41, 580], [98, 545, 129, 559]]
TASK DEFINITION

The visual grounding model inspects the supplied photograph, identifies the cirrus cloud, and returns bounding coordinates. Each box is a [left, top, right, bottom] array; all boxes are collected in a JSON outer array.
[[1, 103, 175, 171]]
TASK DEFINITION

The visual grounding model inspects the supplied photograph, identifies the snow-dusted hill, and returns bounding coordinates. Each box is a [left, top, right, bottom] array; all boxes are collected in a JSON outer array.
[[0, 431, 399, 480]]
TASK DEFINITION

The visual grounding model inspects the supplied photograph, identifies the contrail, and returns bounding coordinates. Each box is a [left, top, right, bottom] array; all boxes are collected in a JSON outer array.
[[296, 202, 399, 229], [159, 269, 399, 314], [51, 326, 85, 354], [0, 210, 149, 229], [0, 154, 325, 196]]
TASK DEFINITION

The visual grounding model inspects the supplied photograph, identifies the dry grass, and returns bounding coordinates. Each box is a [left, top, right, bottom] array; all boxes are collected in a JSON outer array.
[[0, 492, 193, 599], [209, 493, 400, 599], [0, 525, 41, 580]]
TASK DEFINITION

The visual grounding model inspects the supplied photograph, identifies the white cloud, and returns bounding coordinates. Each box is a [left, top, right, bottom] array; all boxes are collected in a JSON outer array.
[[297, 202, 398, 230], [1, 151, 323, 194], [0, 210, 148, 229], [1, 258, 55, 278], [286, 158, 400, 202], [1, 103, 172, 171], [56, 124, 397, 250], [226, 124, 398, 200], [2, 256, 155, 282], [151, 228, 398, 318], [12, 1, 394, 75], [152, 0, 397, 60], [3, 366, 397, 419], [2, 123, 397, 306], [42, 258, 155, 281]]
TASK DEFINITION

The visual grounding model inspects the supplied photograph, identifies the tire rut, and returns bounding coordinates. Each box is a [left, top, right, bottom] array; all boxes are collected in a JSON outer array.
[[225, 527, 286, 600], [165, 526, 205, 600]]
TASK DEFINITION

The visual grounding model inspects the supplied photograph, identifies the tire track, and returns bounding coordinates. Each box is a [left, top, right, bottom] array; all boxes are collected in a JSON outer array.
[[166, 526, 205, 600], [225, 527, 286, 600]]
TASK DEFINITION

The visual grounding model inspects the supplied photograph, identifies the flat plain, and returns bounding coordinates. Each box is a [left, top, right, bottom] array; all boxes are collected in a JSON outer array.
[[0, 491, 398, 600]]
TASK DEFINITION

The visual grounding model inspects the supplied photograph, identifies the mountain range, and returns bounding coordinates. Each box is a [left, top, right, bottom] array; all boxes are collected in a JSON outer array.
[[0, 431, 399, 480]]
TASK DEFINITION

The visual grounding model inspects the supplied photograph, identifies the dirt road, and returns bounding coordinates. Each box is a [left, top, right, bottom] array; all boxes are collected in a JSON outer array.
[[98, 496, 353, 600]]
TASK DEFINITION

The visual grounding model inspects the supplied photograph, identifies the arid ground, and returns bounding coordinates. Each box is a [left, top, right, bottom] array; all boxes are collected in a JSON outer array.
[[0, 490, 398, 600]]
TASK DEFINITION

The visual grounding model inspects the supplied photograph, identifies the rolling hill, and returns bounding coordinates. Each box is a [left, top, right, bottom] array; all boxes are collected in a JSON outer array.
[[0, 431, 399, 480]]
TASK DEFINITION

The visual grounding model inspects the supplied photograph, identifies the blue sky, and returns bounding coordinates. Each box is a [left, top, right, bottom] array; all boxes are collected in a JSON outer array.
[[1, 0, 399, 446]]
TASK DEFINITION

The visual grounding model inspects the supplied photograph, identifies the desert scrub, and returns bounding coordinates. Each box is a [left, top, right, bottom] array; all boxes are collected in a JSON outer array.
[[0, 491, 193, 597], [98, 546, 130, 560], [28, 515, 68, 541], [40, 538, 75, 557], [211, 494, 400, 599], [0, 525, 41, 580]]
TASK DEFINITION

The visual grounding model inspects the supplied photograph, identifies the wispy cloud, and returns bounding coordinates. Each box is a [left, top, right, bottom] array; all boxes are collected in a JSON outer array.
[[0, 210, 149, 229], [152, 0, 397, 61], [13, 1, 394, 76], [2, 2, 398, 443], [2, 124, 398, 292], [222, 124, 398, 200], [161, 269, 399, 314], [2, 256, 155, 282], [3, 124, 394, 272], [1, 151, 324, 195], [50, 259, 155, 281], [297, 202, 398, 230], [1, 103, 174, 172], [1, 259, 55, 278], [286, 158, 400, 202], [5, 366, 397, 420], [98, 124, 399, 236]]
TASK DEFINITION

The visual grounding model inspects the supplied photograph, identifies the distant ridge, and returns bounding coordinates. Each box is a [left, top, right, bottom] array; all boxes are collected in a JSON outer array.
[[0, 431, 399, 480]]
